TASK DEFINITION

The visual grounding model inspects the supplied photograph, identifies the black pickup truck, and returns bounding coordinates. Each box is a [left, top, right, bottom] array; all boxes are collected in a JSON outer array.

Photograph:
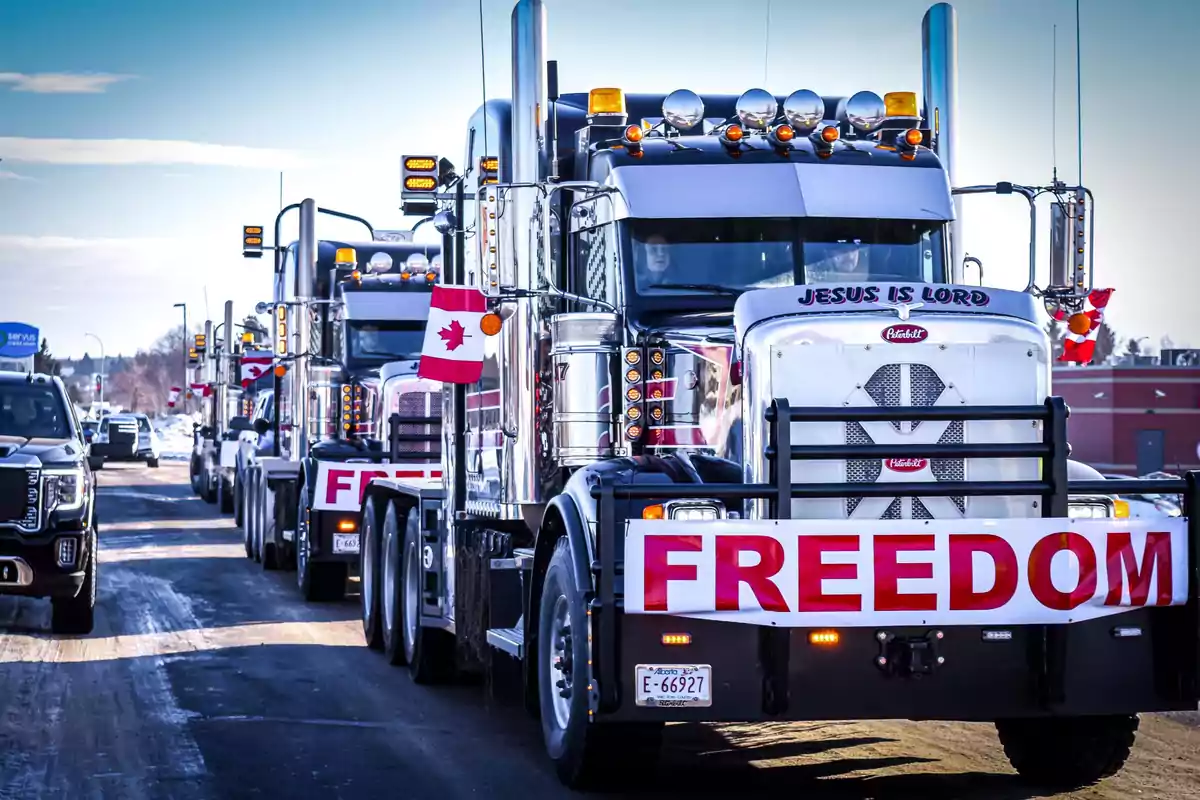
[[0, 371, 97, 634]]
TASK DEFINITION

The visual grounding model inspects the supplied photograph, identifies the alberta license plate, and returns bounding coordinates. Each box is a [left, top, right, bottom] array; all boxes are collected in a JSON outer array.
[[331, 533, 359, 554], [634, 665, 712, 708]]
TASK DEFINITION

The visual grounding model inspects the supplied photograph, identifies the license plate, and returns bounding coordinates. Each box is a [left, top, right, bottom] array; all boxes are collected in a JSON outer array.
[[331, 533, 359, 554], [635, 665, 712, 708]]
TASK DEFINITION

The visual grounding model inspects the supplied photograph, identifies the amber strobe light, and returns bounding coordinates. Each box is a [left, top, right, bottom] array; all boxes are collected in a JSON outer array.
[[661, 633, 692, 646], [809, 630, 840, 646]]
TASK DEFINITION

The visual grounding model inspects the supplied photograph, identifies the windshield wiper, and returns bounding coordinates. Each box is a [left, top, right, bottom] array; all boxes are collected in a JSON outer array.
[[646, 282, 739, 295]]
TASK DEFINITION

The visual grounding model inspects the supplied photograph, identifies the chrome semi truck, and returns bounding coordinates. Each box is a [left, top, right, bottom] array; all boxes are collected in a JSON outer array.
[[238, 207, 442, 601], [358, 0, 1198, 790]]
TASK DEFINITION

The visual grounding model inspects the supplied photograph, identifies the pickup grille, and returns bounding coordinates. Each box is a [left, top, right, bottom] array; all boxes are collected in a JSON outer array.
[[0, 466, 40, 531]]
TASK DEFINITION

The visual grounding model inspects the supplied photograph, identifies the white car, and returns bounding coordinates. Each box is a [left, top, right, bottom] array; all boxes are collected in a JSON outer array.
[[91, 413, 161, 468]]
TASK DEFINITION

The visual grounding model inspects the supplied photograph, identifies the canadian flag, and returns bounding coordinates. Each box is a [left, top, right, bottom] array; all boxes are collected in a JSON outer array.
[[1058, 288, 1114, 364], [167, 386, 181, 408], [190, 382, 213, 398], [418, 285, 487, 384], [241, 352, 273, 388]]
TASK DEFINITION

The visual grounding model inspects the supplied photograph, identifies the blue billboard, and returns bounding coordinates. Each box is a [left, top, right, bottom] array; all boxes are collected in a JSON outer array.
[[0, 322, 40, 358]]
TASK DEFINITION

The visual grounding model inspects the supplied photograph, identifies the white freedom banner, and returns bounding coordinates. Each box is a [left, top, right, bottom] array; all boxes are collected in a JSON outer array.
[[312, 461, 442, 512], [623, 518, 1188, 627]]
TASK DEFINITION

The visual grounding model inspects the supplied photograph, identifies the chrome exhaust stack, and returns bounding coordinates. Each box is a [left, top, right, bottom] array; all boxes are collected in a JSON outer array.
[[922, 3, 962, 281], [294, 198, 317, 459]]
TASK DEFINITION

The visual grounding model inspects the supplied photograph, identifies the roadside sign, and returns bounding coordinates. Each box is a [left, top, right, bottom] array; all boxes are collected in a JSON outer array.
[[0, 322, 39, 358]]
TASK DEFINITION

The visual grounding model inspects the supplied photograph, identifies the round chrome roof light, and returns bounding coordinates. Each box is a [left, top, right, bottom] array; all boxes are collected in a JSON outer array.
[[366, 251, 393, 273], [430, 254, 443, 273], [845, 90, 887, 132], [662, 89, 705, 131], [404, 253, 429, 274], [782, 89, 825, 133], [734, 88, 778, 131]]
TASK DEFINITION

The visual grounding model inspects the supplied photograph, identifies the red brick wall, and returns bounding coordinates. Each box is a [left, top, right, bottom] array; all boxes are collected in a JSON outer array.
[[1052, 367, 1200, 472]]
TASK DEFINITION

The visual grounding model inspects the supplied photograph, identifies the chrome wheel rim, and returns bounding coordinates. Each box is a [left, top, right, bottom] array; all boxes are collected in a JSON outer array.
[[404, 536, 418, 659], [548, 594, 573, 731], [382, 521, 396, 636]]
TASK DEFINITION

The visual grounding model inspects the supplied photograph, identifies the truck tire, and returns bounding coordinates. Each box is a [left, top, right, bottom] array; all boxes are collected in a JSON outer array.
[[538, 537, 661, 788], [232, 472, 244, 527], [996, 714, 1139, 789], [360, 500, 384, 651], [296, 484, 345, 602], [218, 478, 234, 514], [51, 536, 97, 635], [147, 457, 160, 469], [400, 506, 454, 683], [190, 456, 202, 493], [242, 472, 254, 559]]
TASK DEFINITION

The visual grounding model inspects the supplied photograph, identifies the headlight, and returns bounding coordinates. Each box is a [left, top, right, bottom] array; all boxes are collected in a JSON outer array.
[[663, 500, 724, 521], [1068, 502, 1107, 520], [44, 467, 86, 511]]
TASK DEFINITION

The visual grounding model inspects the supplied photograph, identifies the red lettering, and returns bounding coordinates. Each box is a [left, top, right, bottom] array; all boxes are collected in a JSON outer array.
[[797, 535, 861, 612], [874, 534, 936, 612], [1105, 532, 1174, 607], [715, 536, 787, 612], [1028, 532, 1097, 611], [948, 534, 1018, 610], [324, 469, 354, 505], [357, 470, 391, 504], [643, 535, 702, 612]]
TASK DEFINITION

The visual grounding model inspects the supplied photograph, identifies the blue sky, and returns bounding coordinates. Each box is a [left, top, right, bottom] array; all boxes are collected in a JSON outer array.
[[1, 0, 1197, 360]]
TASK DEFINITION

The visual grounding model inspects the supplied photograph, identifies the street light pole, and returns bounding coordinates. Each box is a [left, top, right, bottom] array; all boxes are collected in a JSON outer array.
[[174, 303, 187, 412], [84, 332, 105, 408]]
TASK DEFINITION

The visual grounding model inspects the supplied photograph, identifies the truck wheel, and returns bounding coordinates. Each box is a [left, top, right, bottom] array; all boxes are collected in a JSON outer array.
[[234, 471, 244, 528], [360, 500, 384, 651], [242, 473, 254, 559], [380, 502, 408, 666], [190, 457, 202, 493], [51, 535, 97, 635], [996, 715, 1139, 789], [537, 537, 662, 787], [297, 484, 345, 602], [148, 457, 160, 469], [218, 479, 234, 514], [400, 506, 454, 683]]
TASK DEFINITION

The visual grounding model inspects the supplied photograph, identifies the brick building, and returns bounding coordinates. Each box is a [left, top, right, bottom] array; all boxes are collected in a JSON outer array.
[[1053, 364, 1200, 474]]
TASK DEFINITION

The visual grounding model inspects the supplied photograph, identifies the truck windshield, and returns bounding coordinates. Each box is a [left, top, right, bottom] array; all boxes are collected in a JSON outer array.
[[624, 217, 945, 297], [347, 322, 426, 366], [0, 383, 71, 439]]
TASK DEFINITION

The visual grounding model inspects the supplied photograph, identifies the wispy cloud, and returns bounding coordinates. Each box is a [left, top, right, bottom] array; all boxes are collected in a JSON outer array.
[[0, 170, 34, 181], [0, 137, 305, 169], [0, 71, 134, 93]]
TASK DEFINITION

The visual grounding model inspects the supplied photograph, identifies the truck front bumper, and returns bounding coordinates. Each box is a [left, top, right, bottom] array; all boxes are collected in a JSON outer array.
[[0, 529, 93, 599], [599, 607, 1198, 722]]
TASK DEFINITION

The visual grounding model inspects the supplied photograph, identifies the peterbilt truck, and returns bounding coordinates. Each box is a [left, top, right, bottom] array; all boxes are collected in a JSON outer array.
[[239, 210, 442, 602], [188, 303, 251, 512], [358, 0, 1197, 790]]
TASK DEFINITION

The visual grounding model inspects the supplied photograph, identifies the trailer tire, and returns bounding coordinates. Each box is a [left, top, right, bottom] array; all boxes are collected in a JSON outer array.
[[996, 714, 1139, 789], [538, 537, 661, 788], [190, 456, 201, 493], [218, 477, 233, 514], [360, 499, 384, 651], [234, 470, 244, 528], [400, 507, 454, 684]]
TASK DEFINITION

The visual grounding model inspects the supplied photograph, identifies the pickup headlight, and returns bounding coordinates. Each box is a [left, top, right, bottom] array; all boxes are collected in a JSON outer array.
[[44, 467, 86, 511]]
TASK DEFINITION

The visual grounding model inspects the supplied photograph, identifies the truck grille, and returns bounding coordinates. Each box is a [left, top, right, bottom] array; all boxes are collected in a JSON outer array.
[[848, 363, 965, 518], [0, 466, 40, 531], [394, 392, 438, 455]]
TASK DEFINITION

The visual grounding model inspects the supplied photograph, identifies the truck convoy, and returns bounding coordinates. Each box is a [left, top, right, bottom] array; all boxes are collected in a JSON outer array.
[[238, 208, 442, 601], [333, 0, 1200, 791]]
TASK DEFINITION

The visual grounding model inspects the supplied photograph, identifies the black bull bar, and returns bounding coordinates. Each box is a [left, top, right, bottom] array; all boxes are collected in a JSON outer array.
[[589, 398, 1200, 714]]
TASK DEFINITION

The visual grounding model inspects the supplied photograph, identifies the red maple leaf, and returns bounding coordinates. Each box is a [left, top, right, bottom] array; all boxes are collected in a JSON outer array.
[[438, 319, 467, 351]]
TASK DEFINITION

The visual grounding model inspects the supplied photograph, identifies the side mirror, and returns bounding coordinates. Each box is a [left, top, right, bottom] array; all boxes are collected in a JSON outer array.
[[432, 209, 457, 235], [228, 416, 252, 432], [253, 418, 271, 435], [1048, 201, 1071, 290]]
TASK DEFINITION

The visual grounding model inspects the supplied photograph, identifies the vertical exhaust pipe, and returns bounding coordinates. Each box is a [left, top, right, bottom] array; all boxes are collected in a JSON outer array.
[[295, 198, 318, 459], [922, 3, 962, 282]]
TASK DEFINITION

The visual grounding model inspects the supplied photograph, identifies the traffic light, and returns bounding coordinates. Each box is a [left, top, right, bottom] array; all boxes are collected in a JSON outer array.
[[194, 333, 206, 355], [243, 225, 264, 258], [94, 374, 102, 395]]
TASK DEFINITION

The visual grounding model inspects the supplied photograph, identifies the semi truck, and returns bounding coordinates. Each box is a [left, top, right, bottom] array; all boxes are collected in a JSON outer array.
[[355, 0, 1199, 790], [238, 206, 442, 601], [188, 302, 250, 513]]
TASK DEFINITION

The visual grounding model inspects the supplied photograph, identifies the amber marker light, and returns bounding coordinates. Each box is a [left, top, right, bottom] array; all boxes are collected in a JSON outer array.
[[809, 630, 840, 646], [480, 312, 503, 336], [820, 125, 840, 143], [904, 128, 923, 146], [661, 633, 692, 646], [642, 504, 665, 520]]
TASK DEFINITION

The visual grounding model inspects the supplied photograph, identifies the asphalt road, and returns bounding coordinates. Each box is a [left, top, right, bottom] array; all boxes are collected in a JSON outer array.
[[1, 463, 1198, 800]]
